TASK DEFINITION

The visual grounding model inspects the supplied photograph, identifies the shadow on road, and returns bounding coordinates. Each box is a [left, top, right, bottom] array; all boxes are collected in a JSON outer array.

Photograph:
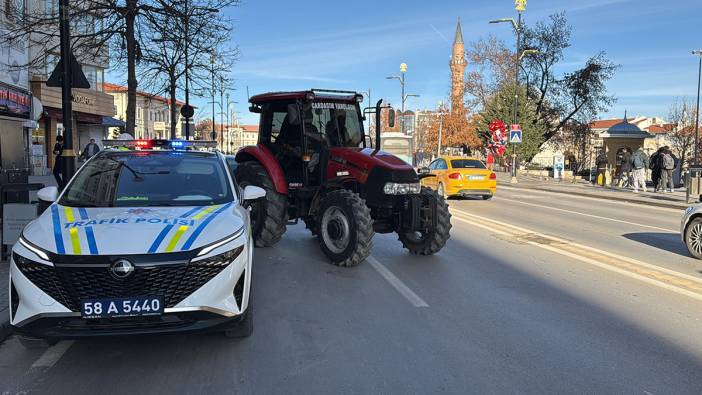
[[621, 232, 690, 258]]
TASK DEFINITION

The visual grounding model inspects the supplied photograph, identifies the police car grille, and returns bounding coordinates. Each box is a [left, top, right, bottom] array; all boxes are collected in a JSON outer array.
[[17, 259, 232, 312]]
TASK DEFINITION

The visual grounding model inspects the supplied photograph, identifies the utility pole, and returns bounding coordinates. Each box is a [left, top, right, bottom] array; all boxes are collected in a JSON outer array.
[[693, 50, 702, 166], [219, 77, 224, 151], [58, 0, 75, 188], [211, 53, 216, 142], [184, 0, 191, 140]]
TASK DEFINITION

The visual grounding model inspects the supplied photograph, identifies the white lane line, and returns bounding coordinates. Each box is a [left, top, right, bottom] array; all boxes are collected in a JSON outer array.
[[367, 255, 429, 308], [492, 196, 678, 233], [31, 340, 74, 369], [450, 208, 702, 285], [498, 185, 683, 213]]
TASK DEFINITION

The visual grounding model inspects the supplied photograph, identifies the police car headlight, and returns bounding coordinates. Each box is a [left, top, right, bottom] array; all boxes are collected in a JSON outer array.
[[17, 235, 50, 261], [196, 226, 245, 257], [384, 182, 421, 195]]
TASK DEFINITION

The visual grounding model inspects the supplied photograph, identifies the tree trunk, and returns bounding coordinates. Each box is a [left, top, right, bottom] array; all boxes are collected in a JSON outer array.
[[169, 74, 178, 139], [125, 0, 138, 136]]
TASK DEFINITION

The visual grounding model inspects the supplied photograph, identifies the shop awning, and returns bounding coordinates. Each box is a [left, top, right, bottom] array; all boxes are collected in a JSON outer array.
[[102, 116, 126, 127], [44, 107, 103, 124]]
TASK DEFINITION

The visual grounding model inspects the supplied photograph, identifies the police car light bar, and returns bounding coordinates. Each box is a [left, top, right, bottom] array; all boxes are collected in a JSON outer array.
[[102, 139, 218, 151]]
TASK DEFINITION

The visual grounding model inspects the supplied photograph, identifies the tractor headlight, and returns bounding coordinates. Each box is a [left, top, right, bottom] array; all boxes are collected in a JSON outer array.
[[384, 182, 421, 195]]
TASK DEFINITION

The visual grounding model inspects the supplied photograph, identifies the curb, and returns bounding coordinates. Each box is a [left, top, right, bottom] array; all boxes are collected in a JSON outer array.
[[500, 183, 690, 210]]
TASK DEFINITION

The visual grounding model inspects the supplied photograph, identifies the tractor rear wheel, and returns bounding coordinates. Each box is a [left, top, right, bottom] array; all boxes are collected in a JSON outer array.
[[398, 187, 452, 255], [317, 190, 374, 267], [235, 162, 288, 247]]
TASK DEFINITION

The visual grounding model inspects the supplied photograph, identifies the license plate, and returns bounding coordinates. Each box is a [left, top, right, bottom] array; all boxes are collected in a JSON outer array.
[[468, 175, 485, 181], [81, 296, 164, 319]]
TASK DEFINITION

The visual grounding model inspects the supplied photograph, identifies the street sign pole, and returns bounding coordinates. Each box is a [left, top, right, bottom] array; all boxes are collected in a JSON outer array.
[[58, 0, 75, 189]]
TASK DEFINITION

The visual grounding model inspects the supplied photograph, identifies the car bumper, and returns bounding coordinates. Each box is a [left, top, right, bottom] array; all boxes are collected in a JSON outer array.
[[9, 236, 252, 339], [445, 183, 496, 197]]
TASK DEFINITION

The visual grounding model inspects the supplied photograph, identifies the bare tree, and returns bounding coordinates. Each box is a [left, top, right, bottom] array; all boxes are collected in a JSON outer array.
[[668, 98, 698, 169]]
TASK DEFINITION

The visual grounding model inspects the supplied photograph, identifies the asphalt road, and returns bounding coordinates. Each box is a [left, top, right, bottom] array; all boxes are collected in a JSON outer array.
[[2, 187, 702, 394]]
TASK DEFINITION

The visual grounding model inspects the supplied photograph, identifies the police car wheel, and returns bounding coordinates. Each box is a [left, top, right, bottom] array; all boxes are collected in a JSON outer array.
[[17, 335, 58, 349], [685, 218, 702, 260]]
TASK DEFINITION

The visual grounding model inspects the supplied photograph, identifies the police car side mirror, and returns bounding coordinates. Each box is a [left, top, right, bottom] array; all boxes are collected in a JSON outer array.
[[243, 185, 266, 201], [37, 186, 58, 203]]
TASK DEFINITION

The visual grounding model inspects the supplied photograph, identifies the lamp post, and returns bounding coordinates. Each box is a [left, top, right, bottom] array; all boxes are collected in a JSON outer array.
[[693, 50, 702, 166], [57, 0, 75, 188], [361, 89, 372, 132], [387, 64, 419, 135], [489, 0, 535, 184]]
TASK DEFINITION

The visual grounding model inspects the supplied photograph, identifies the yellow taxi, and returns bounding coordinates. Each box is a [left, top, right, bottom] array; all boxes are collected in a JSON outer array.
[[420, 156, 496, 200]]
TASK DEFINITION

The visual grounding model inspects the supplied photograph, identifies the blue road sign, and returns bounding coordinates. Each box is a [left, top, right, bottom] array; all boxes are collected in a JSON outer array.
[[510, 130, 522, 144]]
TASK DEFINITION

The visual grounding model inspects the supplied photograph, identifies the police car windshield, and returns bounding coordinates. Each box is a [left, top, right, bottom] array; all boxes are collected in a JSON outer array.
[[59, 151, 234, 207]]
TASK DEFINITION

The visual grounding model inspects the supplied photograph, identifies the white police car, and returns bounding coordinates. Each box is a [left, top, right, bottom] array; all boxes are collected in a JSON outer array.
[[9, 140, 265, 346]]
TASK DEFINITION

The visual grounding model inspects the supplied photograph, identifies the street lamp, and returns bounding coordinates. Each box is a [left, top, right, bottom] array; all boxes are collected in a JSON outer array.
[[489, 0, 536, 184], [693, 50, 702, 166], [387, 63, 416, 134]]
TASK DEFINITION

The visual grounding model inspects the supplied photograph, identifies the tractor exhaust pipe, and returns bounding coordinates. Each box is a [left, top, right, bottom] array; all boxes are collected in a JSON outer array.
[[375, 99, 383, 151]]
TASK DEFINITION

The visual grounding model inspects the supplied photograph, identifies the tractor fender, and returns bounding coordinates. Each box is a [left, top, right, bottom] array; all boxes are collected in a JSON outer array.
[[235, 144, 289, 195]]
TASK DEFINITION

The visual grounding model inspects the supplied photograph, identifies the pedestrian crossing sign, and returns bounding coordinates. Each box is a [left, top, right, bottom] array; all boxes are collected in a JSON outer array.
[[510, 129, 522, 144]]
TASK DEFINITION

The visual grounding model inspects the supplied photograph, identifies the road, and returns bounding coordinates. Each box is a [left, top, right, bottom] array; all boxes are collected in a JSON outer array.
[[2, 186, 702, 394]]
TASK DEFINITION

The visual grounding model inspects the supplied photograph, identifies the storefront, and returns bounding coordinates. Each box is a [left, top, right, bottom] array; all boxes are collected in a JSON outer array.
[[31, 79, 116, 171], [0, 82, 32, 171]]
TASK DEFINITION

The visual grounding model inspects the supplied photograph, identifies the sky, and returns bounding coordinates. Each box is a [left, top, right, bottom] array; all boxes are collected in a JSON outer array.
[[186, 0, 702, 125]]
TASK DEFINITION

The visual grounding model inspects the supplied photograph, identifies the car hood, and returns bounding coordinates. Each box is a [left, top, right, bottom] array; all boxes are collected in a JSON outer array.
[[23, 203, 244, 256]]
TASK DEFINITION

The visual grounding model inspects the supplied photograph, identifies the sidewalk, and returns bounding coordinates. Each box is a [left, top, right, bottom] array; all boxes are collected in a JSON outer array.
[[498, 172, 693, 210], [0, 174, 55, 343]]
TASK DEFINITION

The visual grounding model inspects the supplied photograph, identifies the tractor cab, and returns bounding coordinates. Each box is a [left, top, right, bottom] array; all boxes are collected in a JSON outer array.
[[249, 89, 366, 190]]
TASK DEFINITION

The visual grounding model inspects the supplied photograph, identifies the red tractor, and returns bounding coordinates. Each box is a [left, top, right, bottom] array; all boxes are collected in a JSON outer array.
[[235, 89, 451, 267]]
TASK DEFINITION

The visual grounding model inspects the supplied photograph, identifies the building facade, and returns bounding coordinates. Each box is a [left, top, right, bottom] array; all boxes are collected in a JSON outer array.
[[227, 125, 258, 153], [104, 83, 188, 140]]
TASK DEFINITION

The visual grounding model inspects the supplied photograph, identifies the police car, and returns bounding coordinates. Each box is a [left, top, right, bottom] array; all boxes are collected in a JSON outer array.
[[9, 139, 265, 346]]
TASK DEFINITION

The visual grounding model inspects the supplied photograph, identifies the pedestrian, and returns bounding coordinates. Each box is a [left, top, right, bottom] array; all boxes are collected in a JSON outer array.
[[595, 150, 608, 186], [80, 138, 100, 162], [619, 148, 633, 188], [650, 148, 663, 192], [52, 135, 64, 187], [486, 151, 495, 171], [660, 146, 676, 193], [631, 147, 649, 193]]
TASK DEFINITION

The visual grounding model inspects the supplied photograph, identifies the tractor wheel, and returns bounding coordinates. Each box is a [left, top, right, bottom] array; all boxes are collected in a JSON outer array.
[[235, 162, 288, 247], [317, 190, 374, 267], [398, 187, 452, 255]]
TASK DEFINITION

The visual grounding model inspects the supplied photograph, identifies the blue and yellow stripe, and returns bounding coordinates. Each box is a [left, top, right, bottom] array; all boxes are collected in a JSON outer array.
[[50, 204, 66, 254], [180, 203, 233, 251]]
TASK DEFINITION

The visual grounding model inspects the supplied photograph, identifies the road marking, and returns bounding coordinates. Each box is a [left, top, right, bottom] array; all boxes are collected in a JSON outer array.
[[498, 185, 683, 213], [367, 255, 429, 308], [450, 208, 702, 302], [492, 196, 678, 233], [31, 340, 74, 369]]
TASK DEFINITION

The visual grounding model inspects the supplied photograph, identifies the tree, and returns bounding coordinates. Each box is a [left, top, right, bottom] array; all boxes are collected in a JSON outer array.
[[1, 0, 238, 136], [138, 2, 238, 138], [466, 12, 618, 142], [477, 84, 545, 162], [668, 98, 698, 169], [422, 105, 481, 155]]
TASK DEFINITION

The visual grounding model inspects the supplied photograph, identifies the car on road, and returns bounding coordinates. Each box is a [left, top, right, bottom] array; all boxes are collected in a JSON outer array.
[[8, 139, 265, 347], [681, 204, 702, 259], [420, 156, 496, 200]]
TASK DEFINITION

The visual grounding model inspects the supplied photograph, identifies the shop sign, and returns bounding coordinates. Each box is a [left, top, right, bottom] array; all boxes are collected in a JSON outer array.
[[72, 93, 93, 106], [0, 82, 31, 119]]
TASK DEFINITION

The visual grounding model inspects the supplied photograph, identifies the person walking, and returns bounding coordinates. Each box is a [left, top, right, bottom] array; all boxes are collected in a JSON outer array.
[[595, 150, 608, 186], [79, 138, 100, 162], [619, 148, 633, 188], [650, 148, 663, 192], [52, 135, 64, 188], [632, 147, 649, 193], [660, 146, 676, 193]]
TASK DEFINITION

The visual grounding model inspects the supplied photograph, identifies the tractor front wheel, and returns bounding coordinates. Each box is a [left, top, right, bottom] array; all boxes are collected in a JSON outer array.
[[317, 190, 374, 267], [235, 162, 288, 247], [398, 187, 452, 255]]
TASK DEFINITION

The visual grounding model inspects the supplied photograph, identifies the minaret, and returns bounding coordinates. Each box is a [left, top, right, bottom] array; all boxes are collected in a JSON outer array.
[[450, 18, 467, 112]]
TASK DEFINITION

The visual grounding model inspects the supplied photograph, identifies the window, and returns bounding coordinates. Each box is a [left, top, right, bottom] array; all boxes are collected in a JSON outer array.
[[59, 152, 234, 207], [82, 64, 97, 90], [436, 159, 448, 170], [46, 53, 59, 77], [307, 102, 363, 147], [259, 102, 294, 145], [451, 159, 486, 169]]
